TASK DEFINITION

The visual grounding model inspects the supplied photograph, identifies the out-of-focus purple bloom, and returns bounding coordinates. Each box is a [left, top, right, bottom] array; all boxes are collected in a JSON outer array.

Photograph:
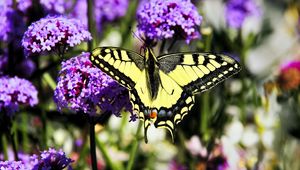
[[0, 76, 38, 116], [22, 15, 92, 56], [16, 59, 36, 78], [54, 52, 133, 118], [70, 0, 128, 31], [0, 2, 26, 42], [3, 0, 32, 13], [0, 54, 8, 75], [168, 159, 187, 170], [32, 148, 73, 170], [137, 0, 202, 43], [40, 0, 74, 14], [95, 0, 128, 22], [225, 0, 261, 28]]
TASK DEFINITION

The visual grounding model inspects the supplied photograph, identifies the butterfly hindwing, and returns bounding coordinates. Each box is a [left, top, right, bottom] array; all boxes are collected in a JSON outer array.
[[91, 47, 145, 89], [130, 69, 195, 142], [157, 53, 241, 94]]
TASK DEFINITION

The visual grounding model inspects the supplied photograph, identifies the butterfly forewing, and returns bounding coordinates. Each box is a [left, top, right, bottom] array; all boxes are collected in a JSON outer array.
[[157, 53, 241, 94], [90, 47, 145, 89]]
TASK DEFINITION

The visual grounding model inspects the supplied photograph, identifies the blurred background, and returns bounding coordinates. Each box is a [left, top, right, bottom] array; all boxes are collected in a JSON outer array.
[[0, 0, 300, 169]]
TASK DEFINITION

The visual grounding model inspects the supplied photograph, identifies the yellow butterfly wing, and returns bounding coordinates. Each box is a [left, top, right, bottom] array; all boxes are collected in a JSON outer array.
[[90, 47, 145, 89], [157, 53, 241, 94]]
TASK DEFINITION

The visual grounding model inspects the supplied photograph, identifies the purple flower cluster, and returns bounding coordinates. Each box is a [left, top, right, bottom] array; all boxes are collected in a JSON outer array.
[[32, 148, 73, 170], [225, 0, 261, 28], [0, 76, 38, 116], [0, 148, 72, 170], [0, 161, 26, 170], [40, 0, 74, 14], [137, 0, 202, 43], [95, 0, 129, 22], [22, 15, 92, 56], [0, 1, 27, 42], [70, 0, 128, 30], [54, 53, 132, 118]]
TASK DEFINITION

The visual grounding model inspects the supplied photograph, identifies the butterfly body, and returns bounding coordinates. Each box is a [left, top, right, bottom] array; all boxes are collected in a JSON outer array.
[[90, 46, 241, 142]]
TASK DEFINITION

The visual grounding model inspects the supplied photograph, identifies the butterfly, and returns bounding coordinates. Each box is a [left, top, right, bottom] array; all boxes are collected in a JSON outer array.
[[90, 46, 241, 143]]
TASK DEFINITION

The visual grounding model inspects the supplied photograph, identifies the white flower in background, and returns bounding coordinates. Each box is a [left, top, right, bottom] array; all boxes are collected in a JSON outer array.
[[241, 125, 259, 147], [221, 136, 247, 170], [185, 135, 207, 157], [224, 119, 244, 144], [99, 30, 122, 47]]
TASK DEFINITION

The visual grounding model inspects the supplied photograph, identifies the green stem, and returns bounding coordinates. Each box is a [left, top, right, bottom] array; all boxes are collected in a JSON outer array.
[[120, 0, 139, 48], [89, 121, 98, 170], [95, 134, 117, 170], [118, 111, 128, 147], [42, 73, 56, 90], [21, 112, 29, 152], [159, 39, 166, 55], [126, 121, 142, 170], [87, 0, 95, 51], [41, 111, 47, 149], [1, 134, 8, 160], [10, 122, 19, 161], [200, 92, 209, 139]]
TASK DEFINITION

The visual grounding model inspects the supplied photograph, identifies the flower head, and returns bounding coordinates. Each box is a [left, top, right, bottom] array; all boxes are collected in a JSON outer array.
[[0, 76, 38, 116], [0, 2, 26, 42], [0, 161, 26, 170], [54, 53, 132, 117], [137, 0, 202, 43], [70, 0, 128, 31], [40, 0, 74, 14], [22, 15, 92, 56], [225, 0, 261, 28], [95, 0, 128, 22], [277, 60, 300, 91], [32, 148, 73, 170], [0, 153, 38, 170]]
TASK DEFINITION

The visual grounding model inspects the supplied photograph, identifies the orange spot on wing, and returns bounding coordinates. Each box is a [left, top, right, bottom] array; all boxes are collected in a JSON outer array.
[[150, 111, 157, 119]]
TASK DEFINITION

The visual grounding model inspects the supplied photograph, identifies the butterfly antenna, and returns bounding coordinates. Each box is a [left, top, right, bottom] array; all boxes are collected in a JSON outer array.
[[131, 30, 145, 45]]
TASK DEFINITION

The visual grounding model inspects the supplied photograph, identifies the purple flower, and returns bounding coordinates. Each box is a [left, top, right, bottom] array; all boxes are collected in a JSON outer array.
[[0, 161, 26, 170], [32, 148, 73, 170], [0, 154, 38, 170], [16, 58, 36, 78], [0, 148, 71, 170], [0, 54, 8, 75], [40, 0, 74, 14], [95, 0, 129, 22], [0, 2, 26, 42], [0, 76, 38, 116], [22, 15, 92, 56], [54, 52, 133, 118], [69, 0, 128, 30], [137, 0, 202, 43], [225, 0, 261, 28], [168, 159, 187, 170]]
